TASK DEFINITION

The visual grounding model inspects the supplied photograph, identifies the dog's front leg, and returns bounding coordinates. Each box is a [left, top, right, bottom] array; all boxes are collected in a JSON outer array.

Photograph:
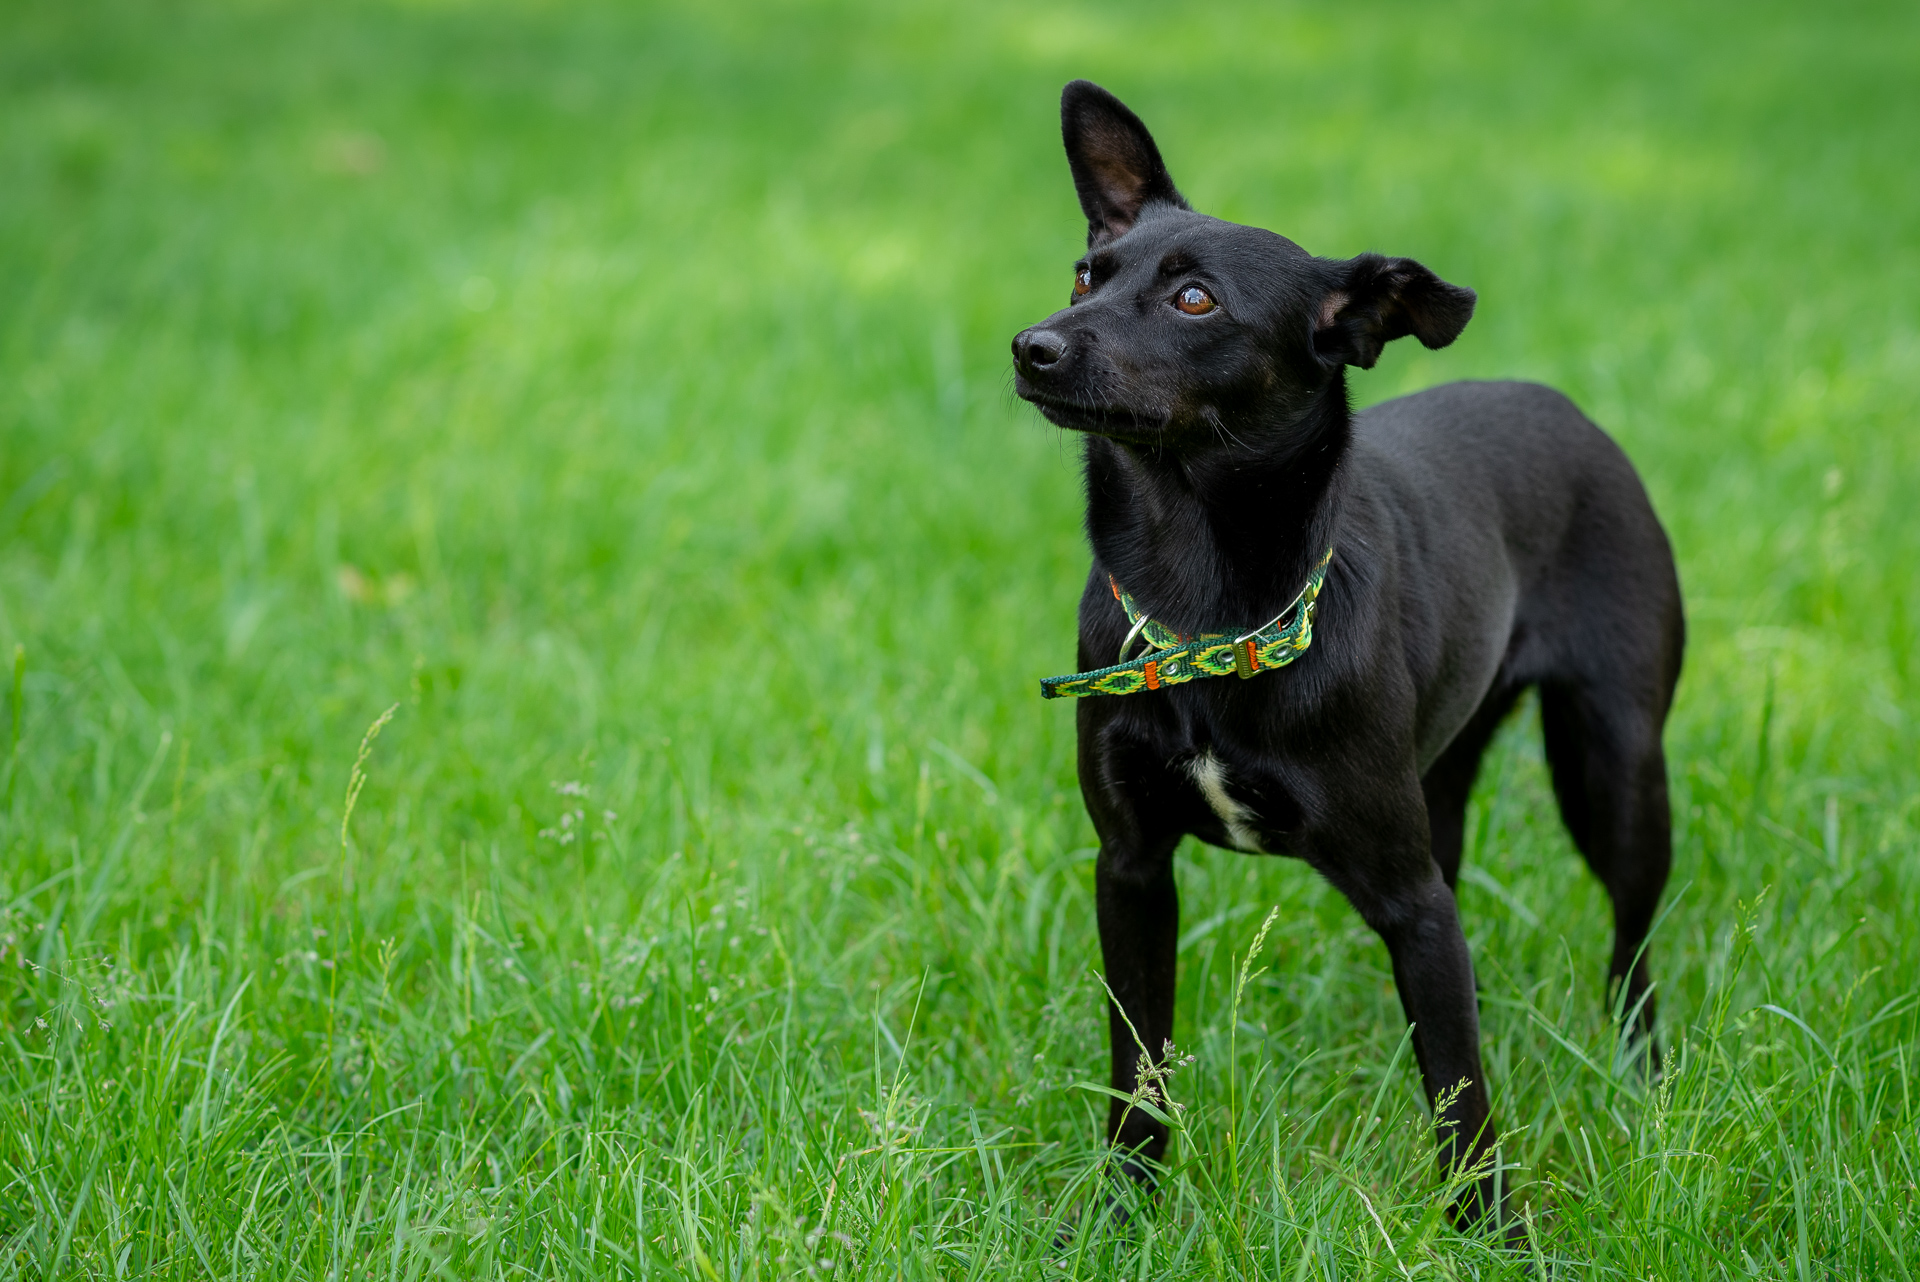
[[1322, 788, 1505, 1232], [1094, 836, 1181, 1186], [1370, 872, 1505, 1228]]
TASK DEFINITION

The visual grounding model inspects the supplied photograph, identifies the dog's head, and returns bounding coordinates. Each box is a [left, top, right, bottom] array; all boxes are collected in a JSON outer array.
[[1012, 81, 1476, 449]]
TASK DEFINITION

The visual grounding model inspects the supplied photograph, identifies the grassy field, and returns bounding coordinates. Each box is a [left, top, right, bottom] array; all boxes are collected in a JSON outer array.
[[2, 0, 1918, 1276]]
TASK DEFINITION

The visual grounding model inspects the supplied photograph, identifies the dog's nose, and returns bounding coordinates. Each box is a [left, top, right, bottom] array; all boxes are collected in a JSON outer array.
[[1013, 327, 1067, 372]]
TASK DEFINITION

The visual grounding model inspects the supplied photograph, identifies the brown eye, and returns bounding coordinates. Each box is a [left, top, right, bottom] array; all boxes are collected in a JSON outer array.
[[1175, 285, 1215, 315], [1073, 267, 1091, 298]]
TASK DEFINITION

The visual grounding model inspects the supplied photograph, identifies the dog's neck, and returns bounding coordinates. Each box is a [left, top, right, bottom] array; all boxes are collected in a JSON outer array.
[[1082, 376, 1349, 633]]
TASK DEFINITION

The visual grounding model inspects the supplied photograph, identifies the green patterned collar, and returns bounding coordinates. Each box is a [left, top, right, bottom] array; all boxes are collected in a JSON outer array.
[[1040, 548, 1332, 700]]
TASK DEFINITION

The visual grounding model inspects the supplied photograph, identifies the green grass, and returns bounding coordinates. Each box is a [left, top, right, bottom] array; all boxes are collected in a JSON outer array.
[[2, 0, 1917, 1275]]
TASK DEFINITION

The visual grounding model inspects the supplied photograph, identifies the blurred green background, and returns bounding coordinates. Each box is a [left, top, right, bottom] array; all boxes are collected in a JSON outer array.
[[2, 0, 1916, 1276]]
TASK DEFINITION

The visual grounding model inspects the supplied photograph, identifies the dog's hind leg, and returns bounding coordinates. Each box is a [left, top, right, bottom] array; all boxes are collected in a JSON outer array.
[[1539, 679, 1673, 1052], [1421, 682, 1524, 891]]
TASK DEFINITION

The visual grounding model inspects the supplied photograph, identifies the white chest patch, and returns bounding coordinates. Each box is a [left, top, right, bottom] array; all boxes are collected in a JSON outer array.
[[1185, 751, 1263, 852]]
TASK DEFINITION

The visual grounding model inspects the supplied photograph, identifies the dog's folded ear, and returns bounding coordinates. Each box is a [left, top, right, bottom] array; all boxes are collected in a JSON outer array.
[[1062, 80, 1190, 247], [1313, 253, 1477, 370]]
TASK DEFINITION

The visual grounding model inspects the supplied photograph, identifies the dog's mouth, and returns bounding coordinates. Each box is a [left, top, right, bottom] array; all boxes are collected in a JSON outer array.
[[1018, 388, 1169, 439]]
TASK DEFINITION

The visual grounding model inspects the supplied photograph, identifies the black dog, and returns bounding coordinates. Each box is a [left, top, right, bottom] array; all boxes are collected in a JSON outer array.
[[1011, 81, 1683, 1228]]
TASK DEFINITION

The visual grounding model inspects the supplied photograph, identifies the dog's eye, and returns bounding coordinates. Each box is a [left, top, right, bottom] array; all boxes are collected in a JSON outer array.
[[1073, 267, 1091, 298], [1175, 286, 1215, 315]]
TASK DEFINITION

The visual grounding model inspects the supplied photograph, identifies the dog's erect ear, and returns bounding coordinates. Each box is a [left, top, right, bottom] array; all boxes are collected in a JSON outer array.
[[1312, 253, 1477, 370], [1061, 80, 1189, 247]]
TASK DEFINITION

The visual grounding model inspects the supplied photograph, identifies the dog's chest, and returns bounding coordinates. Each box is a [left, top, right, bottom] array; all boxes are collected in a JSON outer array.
[[1157, 716, 1303, 852], [1095, 689, 1311, 854], [1183, 750, 1270, 852]]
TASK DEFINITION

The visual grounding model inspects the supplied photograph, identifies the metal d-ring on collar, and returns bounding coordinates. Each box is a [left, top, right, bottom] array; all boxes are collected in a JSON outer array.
[[1235, 577, 1314, 645], [1116, 614, 1151, 664]]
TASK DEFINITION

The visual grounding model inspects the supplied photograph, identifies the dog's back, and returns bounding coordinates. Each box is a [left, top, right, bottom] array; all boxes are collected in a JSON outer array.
[[1353, 379, 1684, 724]]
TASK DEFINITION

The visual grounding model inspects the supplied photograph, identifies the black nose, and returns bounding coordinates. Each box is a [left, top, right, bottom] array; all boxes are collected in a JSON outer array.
[[1013, 327, 1067, 372]]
